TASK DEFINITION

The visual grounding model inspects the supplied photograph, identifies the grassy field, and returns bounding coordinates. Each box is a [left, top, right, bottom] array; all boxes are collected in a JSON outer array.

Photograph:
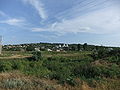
[[0, 51, 90, 60], [0, 51, 120, 90]]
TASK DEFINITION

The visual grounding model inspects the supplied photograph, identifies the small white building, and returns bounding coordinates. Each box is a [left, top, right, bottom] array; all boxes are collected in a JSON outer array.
[[63, 44, 69, 47], [35, 48, 40, 51], [47, 49, 52, 51], [56, 49, 60, 52], [59, 45, 62, 47]]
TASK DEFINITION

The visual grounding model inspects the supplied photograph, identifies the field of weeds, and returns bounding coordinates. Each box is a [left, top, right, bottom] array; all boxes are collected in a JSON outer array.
[[0, 50, 119, 90]]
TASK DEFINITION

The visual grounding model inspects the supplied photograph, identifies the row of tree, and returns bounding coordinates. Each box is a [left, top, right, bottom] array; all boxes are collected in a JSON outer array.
[[3, 43, 119, 52]]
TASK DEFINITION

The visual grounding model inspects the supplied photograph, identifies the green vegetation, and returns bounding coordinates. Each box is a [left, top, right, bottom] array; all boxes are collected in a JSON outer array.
[[0, 46, 120, 89]]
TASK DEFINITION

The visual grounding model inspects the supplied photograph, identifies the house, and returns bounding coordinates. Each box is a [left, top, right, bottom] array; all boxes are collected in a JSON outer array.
[[47, 48, 52, 51], [35, 48, 40, 51]]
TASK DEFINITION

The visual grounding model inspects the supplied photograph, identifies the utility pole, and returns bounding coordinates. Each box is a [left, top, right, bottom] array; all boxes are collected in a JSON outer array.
[[0, 36, 2, 54]]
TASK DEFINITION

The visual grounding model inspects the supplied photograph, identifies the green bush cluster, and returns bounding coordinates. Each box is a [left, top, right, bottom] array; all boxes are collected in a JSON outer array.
[[0, 59, 50, 78], [91, 49, 120, 63], [0, 61, 12, 72], [0, 50, 120, 86], [73, 63, 100, 78], [32, 51, 42, 61], [99, 64, 120, 78]]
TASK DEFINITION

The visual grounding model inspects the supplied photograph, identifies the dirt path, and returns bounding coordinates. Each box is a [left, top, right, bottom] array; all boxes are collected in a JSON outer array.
[[43, 53, 82, 57], [0, 55, 32, 59]]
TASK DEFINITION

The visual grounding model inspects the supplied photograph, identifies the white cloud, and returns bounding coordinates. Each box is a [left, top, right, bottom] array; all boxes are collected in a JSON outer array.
[[0, 10, 26, 27], [32, 5, 120, 35], [23, 0, 47, 20], [0, 11, 6, 16], [0, 11, 9, 17], [0, 18, 25, 26]]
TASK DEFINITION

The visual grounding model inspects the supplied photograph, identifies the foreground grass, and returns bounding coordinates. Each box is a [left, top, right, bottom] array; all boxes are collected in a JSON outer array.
[[0, 72, 119, 90], [0, 51, 120, 90]]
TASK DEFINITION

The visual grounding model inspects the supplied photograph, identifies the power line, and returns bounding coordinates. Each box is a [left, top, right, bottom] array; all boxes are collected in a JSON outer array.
[[55, 0, 99, 19], [45, 0, 90, 24], [40, 0, 112, 28], [47, 0, 110, 24], [72, 0, 110, 16], [62, 0, 109, 18]]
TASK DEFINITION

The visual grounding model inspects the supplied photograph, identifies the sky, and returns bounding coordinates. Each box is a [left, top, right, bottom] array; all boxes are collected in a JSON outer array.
[[0, 0, 120, 46]]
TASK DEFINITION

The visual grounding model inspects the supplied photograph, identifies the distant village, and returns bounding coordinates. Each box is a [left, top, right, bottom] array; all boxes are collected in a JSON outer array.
[[2, 42, 116, 52]]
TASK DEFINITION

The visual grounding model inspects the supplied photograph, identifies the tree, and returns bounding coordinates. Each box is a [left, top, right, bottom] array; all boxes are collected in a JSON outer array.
[[83, 43, 88, 51], [32, 51, 42, 61], [77, 44, 81, 51], [26, 45, 35, 51]]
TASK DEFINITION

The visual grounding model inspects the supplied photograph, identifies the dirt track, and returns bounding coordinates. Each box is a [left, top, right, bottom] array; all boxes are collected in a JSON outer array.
[[0, 55, 32, 59]]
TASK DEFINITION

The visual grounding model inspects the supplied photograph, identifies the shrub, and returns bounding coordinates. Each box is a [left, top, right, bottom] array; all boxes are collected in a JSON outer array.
[[21, 61, 50, 78], [91, 49, 109, 59], [26, 46, 35, 51], [65, 77, 77, 86], [24, 66, 51, 78], [108, 56, 120, 64], [49, 66, 75, 85], [32, 51, 42, 61], [74, 63, 100, 78], [12, 60, 26, 70], [101, 64, 120, 78], [0, 61, 12, 72], [2, 78, 25, 89]]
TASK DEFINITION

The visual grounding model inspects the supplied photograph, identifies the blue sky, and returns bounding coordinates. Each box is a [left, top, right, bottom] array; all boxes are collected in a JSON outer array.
[[0, 0, 120, 46]]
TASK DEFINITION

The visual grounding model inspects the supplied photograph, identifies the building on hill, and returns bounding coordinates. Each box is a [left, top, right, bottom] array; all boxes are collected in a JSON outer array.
[[35, 48, 40, 51], [47, 48, 52, 51]]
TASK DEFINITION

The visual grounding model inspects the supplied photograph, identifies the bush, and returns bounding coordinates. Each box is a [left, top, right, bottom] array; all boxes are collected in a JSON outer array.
[[24, 66, 51, 78], [108, 56, 120, 64], [74, 63, 100, 78], [20, 61, 51, 78], [49, 66, 75, 85], [12, 60, 26, 70], [0, 61, 12, 72], [100, 64, 120, 78], [2, 78, 25, 89], [91, 49, 109, 59], [32, 51, 42, 61]]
